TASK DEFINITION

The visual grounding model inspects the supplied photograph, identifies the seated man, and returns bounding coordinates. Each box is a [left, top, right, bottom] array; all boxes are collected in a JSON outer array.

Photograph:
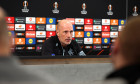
[[105, 16, 140, 84], [42, 20, 86, 56]]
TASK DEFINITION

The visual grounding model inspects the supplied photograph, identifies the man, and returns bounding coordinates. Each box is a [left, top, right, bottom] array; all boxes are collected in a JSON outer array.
[[42, 20, 86, 56], [105, 17, 140, 84], [0, 7, 53, 84]]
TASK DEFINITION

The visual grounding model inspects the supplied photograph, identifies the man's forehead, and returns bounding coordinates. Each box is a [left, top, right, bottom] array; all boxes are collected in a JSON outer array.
[[59, 22, 73, 29], [60, 20, 72, 26], [61, 23, 72, 28], [61, 25, 73, 31]]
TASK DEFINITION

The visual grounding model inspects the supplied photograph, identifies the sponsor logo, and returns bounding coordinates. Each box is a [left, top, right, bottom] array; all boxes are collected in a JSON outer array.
[[102, 32, 110, 38], [84, 19, 93, 24], [26, 17, 35, 24], [85, 46, 92, 49], [102, 19, 110, 25], [26, 38, 36, 44], [94, 32, 101, 37], [15, 24, 25, 31], [8, 31, 14, 37], [93, 38, 101, 44], [26, 31, 36, 38], [46, 25, 56, 31], [47, 18, 56, 24], [7, 24, 14, 31], [110, 26, 118, 31], [110, 32, 118, 38], [15, 17, 26, 23], [102, 38, 110, 44], [15, 38, 25, 45], [118, 26, 124, 31], [36, 39, 45, 43], [6, 17, 14, 23], [76, 26, 84, 30], [46, 31, 56, 37], [93, 19, 102, 25], [75, 18, 84, 25], [26, 24, 36, 30], [93, 45, 102, 50], [36, 44, 43, 52], [93, 25, 101, 31], [36, 31, 46, 38], [75, 31, 84, 37], [26, 47, 35, 50], [111, 38, 116, 43], [84, 25, 93, 31], [84, 32, 93, 38], [119, 20, 126, 25], [75, 38, 84, 44], [36, 17, 46, 24], [102, 45, 110, 49], [36, 25, 46, 31], [102, 26, 110, 31], [110, 19, 118, 25], [84, 38, 93, 44], [15, 47, 25, 50], [15, 32, 25, 37]]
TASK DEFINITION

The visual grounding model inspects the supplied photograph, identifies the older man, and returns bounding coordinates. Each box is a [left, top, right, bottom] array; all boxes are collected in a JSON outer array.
[[42, 20, 86, 56]]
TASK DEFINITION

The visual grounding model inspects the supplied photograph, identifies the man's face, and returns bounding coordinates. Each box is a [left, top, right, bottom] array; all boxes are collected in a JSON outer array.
[[57, 22, 73, 47]]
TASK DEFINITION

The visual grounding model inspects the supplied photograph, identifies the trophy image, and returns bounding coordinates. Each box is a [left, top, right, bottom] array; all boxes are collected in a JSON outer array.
[[81, 3, 87, 14], [132, 6, 138, 16], [52, 2, 59, 14], [107, 4, 113, 15], [22, 0, 29, 13]]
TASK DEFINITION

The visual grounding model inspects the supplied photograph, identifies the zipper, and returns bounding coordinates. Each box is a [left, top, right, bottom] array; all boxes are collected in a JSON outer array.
[[62, 47, 65, 56]]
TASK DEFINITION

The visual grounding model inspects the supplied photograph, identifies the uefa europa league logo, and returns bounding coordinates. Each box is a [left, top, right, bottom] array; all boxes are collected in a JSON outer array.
[[107, 4, 113, 15], [132, 6, 138, 16], [81, 3, 87, 14], [22, 0, 29, 13], [52, 2, 59, 14]]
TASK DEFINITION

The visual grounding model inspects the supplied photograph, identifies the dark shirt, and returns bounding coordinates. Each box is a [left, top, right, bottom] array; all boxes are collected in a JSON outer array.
[[42, 35, 86, 57], [106, 64, 140, 84]]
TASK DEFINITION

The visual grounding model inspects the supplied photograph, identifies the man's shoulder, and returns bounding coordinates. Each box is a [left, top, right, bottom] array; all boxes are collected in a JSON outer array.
[[71, 40, 78, 45], [44, 36, 57, 44]]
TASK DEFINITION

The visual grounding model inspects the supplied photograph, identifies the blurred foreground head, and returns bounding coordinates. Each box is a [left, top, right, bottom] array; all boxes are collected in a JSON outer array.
[[112, 16, 140, 70], [0, 7, 11, 56]]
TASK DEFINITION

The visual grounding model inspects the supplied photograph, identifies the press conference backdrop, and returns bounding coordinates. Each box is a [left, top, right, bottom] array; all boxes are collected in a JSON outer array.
[[0, 0, 136, 57]]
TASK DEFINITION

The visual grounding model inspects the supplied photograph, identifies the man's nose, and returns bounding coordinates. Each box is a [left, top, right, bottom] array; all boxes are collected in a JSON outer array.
[[67, 32, 71, 37]]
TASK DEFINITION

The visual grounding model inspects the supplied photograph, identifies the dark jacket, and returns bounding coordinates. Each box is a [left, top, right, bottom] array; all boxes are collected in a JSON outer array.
[[106, 64, 140, 84], [42, 35, 86, 56]]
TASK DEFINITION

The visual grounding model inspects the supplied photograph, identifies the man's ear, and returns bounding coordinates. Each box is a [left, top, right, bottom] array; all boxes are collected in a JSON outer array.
[[56, 30, 59, 36]]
